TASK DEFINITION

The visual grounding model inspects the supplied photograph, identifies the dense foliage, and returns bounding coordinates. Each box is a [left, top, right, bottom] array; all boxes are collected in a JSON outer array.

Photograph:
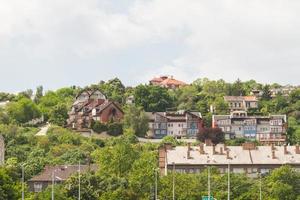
[[0, 77, 300, 199]]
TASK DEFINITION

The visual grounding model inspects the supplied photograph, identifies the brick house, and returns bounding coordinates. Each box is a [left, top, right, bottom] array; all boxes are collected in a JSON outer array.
[[212, 111, 287, 145], [146, 110, 204, 138], [159, 143, 300, 177], [67, 90, 123, 130], [28, 164, 98, 192]]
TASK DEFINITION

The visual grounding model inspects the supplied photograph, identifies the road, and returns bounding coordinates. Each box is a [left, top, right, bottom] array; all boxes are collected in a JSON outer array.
[[36, 124, 50, 136]]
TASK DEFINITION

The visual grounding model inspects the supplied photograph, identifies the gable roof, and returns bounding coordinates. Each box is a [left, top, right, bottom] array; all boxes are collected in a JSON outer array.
[[224, 96, 258, 102], [29, 164, 98, 182], [160, 77, 187, 86]]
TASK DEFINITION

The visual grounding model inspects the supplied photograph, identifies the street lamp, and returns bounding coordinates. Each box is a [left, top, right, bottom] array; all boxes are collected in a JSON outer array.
[[172, 162, 175, 200], [21, 164, 25, 200], [153, 167, 159, 200], [259, 172, 262, 200], [227, 160, 230, 200], [78, 161, 81, 200]]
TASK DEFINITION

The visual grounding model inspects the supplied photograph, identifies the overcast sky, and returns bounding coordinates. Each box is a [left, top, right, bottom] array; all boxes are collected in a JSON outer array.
[[1, 0, 300, 92]]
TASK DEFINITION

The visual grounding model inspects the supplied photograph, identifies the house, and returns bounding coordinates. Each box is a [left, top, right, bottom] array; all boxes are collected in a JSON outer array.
[[159, 143, 300, 177], [270, 85, 299, 98], [212, 111, 287, 145], [28, 164, 98, 192], [67, 90, 123, 130], [224, 96, 258, 112], [149, 76, 187, 89], [0, 135, 4, 165], [146, 110, 204, 138]]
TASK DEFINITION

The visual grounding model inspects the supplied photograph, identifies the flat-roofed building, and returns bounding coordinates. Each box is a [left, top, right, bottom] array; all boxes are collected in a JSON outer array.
[[159, 143, 300, 177]]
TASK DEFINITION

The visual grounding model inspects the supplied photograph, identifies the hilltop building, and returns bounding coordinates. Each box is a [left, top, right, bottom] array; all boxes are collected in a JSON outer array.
[[28, 164, 98, 192], [146, 110, 204, 139], [149, 76, 187, 89], [67, 90, 123, 130], [224, 96, 258, 112], [270, 85, 299, 98], [212, 111, 287, 145], [159, 143, 300, 177]]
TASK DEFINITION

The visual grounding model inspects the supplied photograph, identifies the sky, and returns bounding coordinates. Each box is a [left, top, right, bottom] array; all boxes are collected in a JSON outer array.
[[0, 0, 300, 93]]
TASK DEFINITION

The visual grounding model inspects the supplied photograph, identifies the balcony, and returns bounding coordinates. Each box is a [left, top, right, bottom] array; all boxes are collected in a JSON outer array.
[[258, 135, 286, 143]]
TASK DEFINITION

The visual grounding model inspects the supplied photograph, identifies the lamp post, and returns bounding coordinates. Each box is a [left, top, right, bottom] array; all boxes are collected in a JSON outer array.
[[78, 161, 81, 200], [208, 165, 211, 198], [259, 172, 262, 200], [227, 161, 230, 200], [22, 164, 25, 200], [154, 168, 159, 200], [172, 162, 175, 200], [52, 170, 55, 200]]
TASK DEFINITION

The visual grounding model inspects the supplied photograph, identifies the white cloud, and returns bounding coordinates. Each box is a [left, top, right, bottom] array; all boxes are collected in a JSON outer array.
[[0, 0, 300, 91]]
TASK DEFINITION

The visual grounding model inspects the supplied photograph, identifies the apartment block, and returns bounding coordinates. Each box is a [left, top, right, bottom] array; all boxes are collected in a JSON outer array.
[[212, 111, 287, 145], [159, 143, 300, 177]]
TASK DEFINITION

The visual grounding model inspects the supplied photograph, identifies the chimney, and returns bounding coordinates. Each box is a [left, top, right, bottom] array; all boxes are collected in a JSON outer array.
[[205, 139, 212, 146], [272, 150, 276, 159], [164, 143, 173, 150], [220, 147, 224, 155], [296, 144, 300, 154], [271, 143, 275, 151], [212, 145, 216, 155], [199, 143, 205, 154], [187, 143, 192, 159], [226, 149, 231, 159], [242, 142, 256, 150], [284, 145, 288, 155], [188, 142, 191, 151]]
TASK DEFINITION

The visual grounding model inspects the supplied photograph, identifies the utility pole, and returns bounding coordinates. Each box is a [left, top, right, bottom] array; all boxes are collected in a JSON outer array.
[[227, 161, 230, 200], [172, 162, 175, 200], [22, 164, 25, 200], [52, 171, 55, 200], [78, 161, 81, 200], [208, 165, 211, 198], [155, 168, 158, 200], [259, 172, 262, 200]]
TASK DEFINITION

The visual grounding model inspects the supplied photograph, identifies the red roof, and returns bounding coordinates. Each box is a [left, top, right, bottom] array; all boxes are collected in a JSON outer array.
[[160, 77, 187, 86]]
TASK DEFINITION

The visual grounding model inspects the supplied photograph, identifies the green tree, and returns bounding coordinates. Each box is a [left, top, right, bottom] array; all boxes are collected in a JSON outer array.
[[128, 151, 157, 199], [6, 98, 40, 124], [34, 85, 44, 104], [0, 167, 21, 200], [261, 84, 272, 100], [49, 103, 69, 126], [134, 85, 174, 112], [123, 105, 149, 137]]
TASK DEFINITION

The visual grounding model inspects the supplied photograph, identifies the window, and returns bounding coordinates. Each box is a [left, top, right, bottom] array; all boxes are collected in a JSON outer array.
[[34, 183, 43, 192]]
